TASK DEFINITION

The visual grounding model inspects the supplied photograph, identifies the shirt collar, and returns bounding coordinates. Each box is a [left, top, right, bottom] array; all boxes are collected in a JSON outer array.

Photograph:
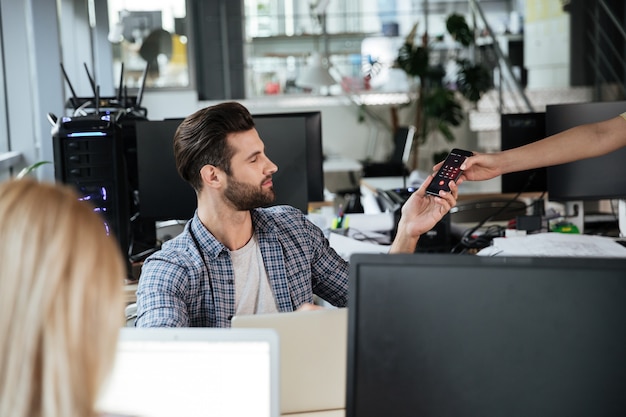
[[189, 208, 278, 259]]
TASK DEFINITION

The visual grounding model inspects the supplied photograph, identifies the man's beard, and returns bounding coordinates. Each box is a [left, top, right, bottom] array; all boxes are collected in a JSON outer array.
[[223, 175, 275, 211]]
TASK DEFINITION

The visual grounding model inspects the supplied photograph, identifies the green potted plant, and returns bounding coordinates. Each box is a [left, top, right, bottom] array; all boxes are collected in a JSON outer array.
[[395, 13, 492, 169]]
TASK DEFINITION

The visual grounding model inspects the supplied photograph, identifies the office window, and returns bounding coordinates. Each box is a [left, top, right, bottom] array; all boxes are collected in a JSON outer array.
[[107, 0, 190, 89]]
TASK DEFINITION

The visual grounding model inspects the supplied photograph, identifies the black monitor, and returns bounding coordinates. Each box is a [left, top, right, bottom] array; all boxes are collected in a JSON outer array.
[[500, 112, 547, 193], [135, 118, 190, 220], [346, 253, 626, 417], [134, 111, 324, 221], [546, 100, 626, 201], [253, 111, 324, 211]]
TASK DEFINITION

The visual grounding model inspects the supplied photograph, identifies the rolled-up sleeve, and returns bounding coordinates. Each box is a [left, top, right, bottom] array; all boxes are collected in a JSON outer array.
[[261, 207, 349, 308]]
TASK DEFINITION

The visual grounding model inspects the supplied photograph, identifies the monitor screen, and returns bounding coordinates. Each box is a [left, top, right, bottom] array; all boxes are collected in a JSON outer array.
[[500, 112, 547, 193], [135, 118, 190, 220], [97, 327, 280, 417], [134, 111, 324, 220], [346, 253, 626, 417], [254, 111, 324, 211], [546, 100, 626, 201]]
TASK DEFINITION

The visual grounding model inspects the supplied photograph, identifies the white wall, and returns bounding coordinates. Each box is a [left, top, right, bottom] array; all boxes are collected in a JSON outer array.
[[0, 0, 65, 181], [142, 90, 390, 161], [141, 88, 476, 171], [523, 0, 570, 89]]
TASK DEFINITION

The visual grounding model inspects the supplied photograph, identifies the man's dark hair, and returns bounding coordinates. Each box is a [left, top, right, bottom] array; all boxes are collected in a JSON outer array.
[[174, 102, 255, 191]]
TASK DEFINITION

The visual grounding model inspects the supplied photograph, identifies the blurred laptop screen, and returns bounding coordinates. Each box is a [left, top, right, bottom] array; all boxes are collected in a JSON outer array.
[[97, 328, 280, 417]]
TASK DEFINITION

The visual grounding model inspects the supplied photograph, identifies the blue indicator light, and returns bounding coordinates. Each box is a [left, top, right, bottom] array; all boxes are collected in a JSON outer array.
[[67, 132, 107, 137]]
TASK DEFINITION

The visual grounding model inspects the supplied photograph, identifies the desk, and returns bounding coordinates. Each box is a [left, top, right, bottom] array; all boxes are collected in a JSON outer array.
[[323, 157, 362, 193], [323, 157, 362, 173], [282, 410, 344, 417], [478, 232, 626, 257]]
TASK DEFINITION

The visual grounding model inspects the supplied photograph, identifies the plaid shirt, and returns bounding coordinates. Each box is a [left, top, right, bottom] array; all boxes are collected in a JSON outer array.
[[135, 205, 349, 328]]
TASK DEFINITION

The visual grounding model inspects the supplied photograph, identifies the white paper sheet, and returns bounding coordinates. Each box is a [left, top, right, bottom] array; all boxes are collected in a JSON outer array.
[[329, 232, 390, 260], [479, 232, 626, 257]]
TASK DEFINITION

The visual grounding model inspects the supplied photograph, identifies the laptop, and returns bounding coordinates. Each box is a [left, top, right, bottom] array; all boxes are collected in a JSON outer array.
[[232, 308, 348, 415], [97, 327, 280, 417]]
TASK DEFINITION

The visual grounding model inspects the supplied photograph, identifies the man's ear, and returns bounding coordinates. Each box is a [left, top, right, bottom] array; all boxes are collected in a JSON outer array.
[[199, 165, 222, 189]]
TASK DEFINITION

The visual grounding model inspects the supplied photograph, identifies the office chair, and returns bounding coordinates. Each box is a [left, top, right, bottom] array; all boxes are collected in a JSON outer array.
[[361, 125, 416, 177]]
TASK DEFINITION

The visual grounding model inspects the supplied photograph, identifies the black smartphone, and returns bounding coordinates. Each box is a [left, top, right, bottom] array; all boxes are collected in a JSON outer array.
[[425, 148, 473, 197]]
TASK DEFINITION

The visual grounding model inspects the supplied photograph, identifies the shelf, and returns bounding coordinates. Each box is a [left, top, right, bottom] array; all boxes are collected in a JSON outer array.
[[249, 32, 377, 57], [0, 151, 22, 171]]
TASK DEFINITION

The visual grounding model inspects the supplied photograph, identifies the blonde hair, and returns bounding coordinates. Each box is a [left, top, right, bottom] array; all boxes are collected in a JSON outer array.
[[0, 179, 126, 417]]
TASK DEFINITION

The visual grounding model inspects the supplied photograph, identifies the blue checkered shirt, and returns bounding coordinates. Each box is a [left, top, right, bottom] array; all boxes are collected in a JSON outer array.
[[135, 205, 349, 328]]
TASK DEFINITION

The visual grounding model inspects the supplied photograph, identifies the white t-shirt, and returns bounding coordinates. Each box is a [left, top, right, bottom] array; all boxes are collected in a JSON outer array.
[[230, 234, 278, 315]]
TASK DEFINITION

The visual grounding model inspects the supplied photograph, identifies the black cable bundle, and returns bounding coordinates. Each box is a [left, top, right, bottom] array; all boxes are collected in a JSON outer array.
[[451, 172, 545, 254]]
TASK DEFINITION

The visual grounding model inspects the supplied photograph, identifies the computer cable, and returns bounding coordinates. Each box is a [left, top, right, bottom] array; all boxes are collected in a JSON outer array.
[[451, 173, 539, 253]]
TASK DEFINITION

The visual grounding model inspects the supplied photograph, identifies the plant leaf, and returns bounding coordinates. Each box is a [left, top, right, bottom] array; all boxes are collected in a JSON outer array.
[[396, 43, 429, 77], [16, 161, 52, 179], [446, 13, 473, 47], [456, 59, 492, 102]]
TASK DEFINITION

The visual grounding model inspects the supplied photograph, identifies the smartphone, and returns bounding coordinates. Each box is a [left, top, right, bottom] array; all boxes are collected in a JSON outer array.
[[425, 148, 473, 197]]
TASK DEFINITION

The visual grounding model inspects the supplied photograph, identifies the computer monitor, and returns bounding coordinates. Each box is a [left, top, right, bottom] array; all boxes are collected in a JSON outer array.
[[500, 112, 547, 194], [253, 111, 324, 210], [546, 100, 626, 201], [135, 118, 189, 220], [346, 253, 626, 417], [97, 327, 280, 417], [134, 111, 324, 221]]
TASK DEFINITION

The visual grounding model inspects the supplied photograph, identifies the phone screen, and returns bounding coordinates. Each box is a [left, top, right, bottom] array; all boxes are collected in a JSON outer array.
[[426, 148, 472, 196]]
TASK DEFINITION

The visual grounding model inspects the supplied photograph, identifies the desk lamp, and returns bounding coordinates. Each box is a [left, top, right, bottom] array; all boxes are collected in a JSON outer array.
[[296, 52, 336, 94]]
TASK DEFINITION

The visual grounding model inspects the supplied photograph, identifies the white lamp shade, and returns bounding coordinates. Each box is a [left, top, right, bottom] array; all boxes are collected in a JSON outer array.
[[296, 52, 336, 88]]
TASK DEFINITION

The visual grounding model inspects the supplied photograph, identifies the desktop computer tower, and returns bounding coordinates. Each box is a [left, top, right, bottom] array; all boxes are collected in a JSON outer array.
[[117, 112, 158, 257], [52, 115, 130, 268]]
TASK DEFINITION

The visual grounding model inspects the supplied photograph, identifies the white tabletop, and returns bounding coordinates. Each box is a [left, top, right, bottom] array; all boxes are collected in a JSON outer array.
[[282, 409, 344, 417], [323, 157, 362, 173]]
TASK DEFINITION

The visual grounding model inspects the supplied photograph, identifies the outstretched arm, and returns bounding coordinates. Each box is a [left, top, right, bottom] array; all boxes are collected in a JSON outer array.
[[434, 114, 626, 182], [390, 174, 458, 253]]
